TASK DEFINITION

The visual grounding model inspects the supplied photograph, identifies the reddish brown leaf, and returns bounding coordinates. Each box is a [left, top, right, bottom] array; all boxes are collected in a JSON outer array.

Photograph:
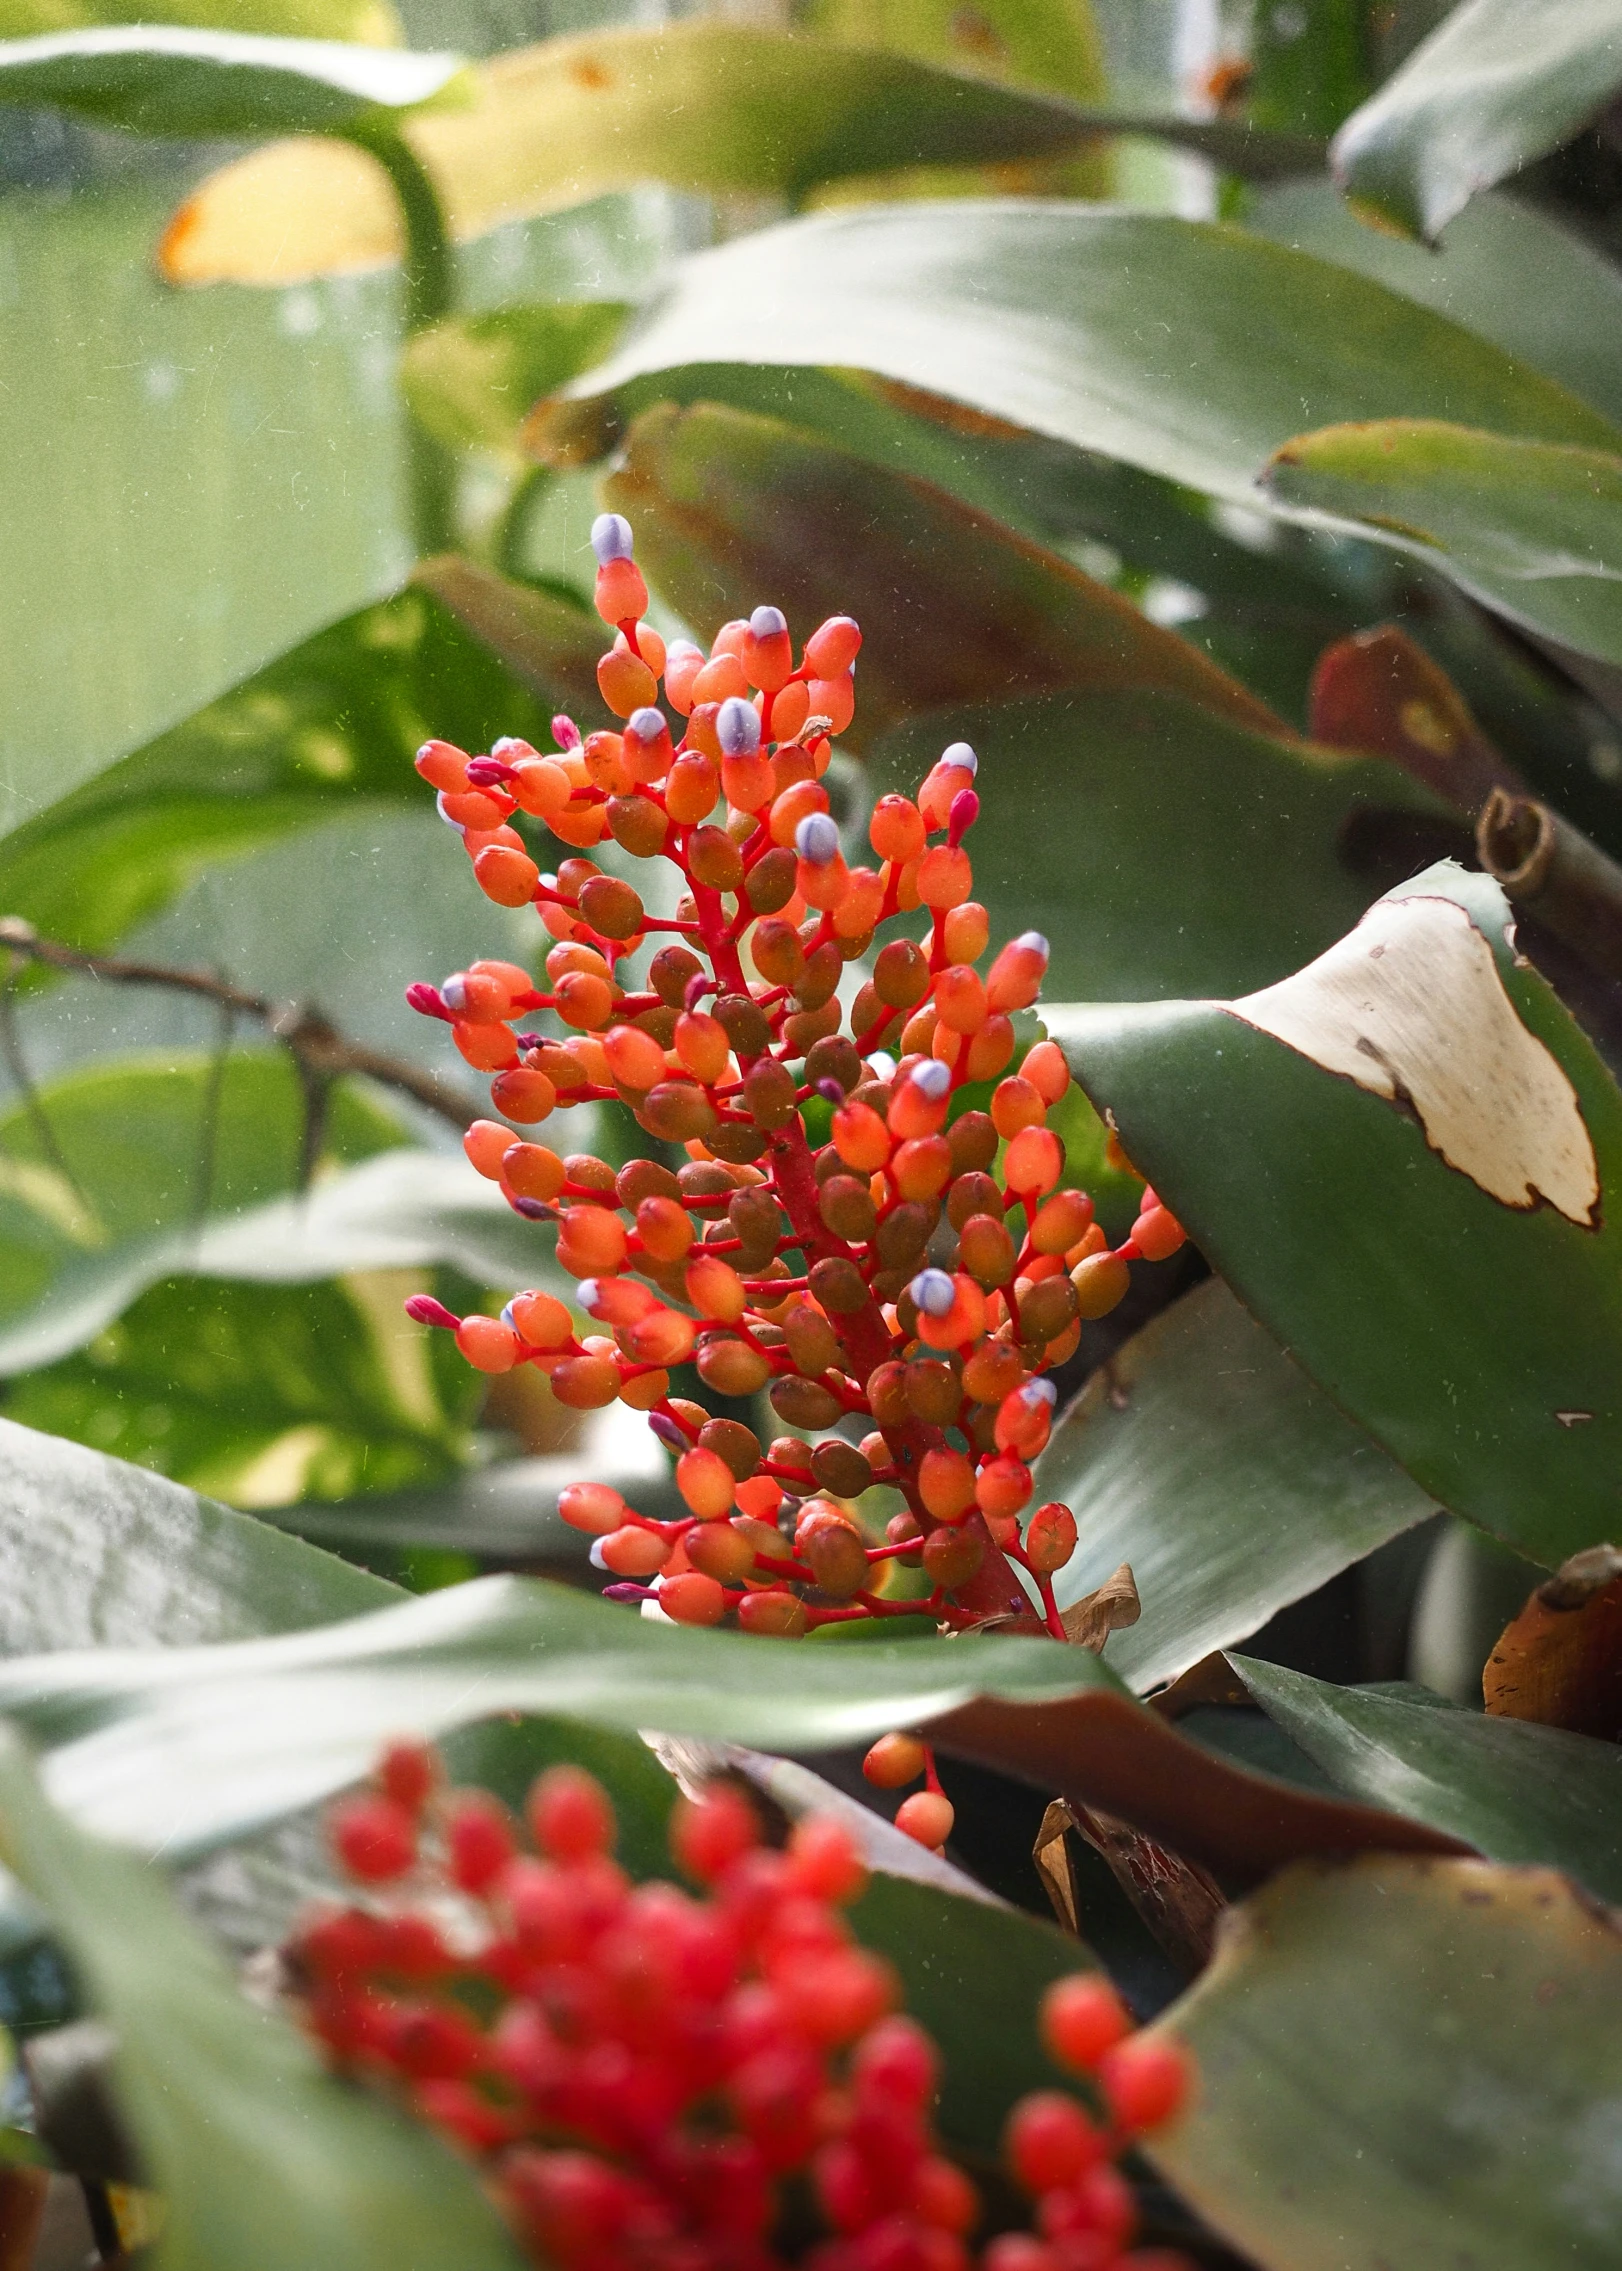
[[1484, 1544, 1622, 1740], [1309, 623, 1524, 816]]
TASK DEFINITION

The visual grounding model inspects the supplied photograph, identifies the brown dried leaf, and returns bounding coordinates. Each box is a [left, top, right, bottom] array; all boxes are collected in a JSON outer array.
[[1483, 1543, 1622, 1739], [1060, 1561, 1141, 1652]]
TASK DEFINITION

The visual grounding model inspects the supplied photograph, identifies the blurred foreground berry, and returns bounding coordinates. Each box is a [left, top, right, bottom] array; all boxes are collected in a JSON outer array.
[[291, 1744, 1197, 2271], [403, 516, 1191, 1845]]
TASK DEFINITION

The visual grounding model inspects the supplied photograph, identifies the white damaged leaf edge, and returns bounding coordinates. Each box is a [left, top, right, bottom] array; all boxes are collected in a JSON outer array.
[[1224, 893, 1600, 1227]]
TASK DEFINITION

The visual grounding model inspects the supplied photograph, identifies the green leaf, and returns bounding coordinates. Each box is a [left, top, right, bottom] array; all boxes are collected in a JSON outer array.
[[0, 1732, 526, 2271], [1150, 1855, 1622, 2270], [0, 579, 598, 958], [1035, 1282, 1438, 1693], [1248, 181, 1622, 432], [400, 301, 628, 459], [1245, 0, 1372, 138], [1264, 419, 1622, 669], [604, 402, 1287, 745], [1049, 861, 1622, 1567], [1231, 1654, 1622, 1902], [158, 21, 1147, 289], [867, 688, 1446, 998], [1330, 0, 1622, 241], [0, 24, 463, 138], [568, 202, 1622, 501]]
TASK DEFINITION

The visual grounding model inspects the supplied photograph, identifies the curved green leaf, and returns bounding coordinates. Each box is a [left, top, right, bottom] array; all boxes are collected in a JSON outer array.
[[1152, 1856, 1622, 2270], [1249, 182, 1622, 430], [1050, 861, 1622, 1567], [1330, 0, 1622, 241], [0, 579, 597, 956], [604, 402, 1283, 744], [1265, 419, 1622, 668], [1036, 1283, 1437, 1694], [1232, 1654, 1622, 1902], [566, 201, 1622, 509], [868, 689, 1444, 998], [0, 1733, 526, 2271], [159, 22, 1139, 288], [400, 302, 628, 459], [0, 24, 462, 138]]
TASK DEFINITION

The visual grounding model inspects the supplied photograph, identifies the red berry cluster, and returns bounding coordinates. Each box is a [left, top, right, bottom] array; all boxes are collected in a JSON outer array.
[[403, 512, 1186, 1650], [294, 1742, 1196, 2271]]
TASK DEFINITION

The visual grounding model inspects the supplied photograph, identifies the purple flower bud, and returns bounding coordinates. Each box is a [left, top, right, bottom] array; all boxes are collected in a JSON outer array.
[[404, 983, 451, 1022], [509, 1196, 555, 1221], [466, 754, 514, 787], [795, 812, 841, 865], [684, 972, 710, 1012], [512, 1032, 542, 1052], [551, 713, 582, 752], [602, 1582, 654, 1603], [717, 695, 761, 756], [626, 706, 666, 743], [648, 1412, 688, 1452], [591, 512, 634, 565], [909, 1268, 956, 1318], [817, 1077, 846, 1105], [911, 1059, 952, 1100], [940, 740, 978, 776], [405, 1295, 459, 1329], [1015, 930, 1051, 963], [749, 604, 787, 639]]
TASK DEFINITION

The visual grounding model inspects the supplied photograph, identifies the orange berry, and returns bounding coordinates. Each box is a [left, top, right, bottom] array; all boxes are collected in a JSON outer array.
[[555, 972, 615, 1031], [891, 1136, 953, 1203], [918, 1446, 977, 1522], [915, 1273, 987, 1351], [556, 1207, 628, 1277], [558, 1481, 625, 1534], [501, 1142, 565, 1202], [597, 646, 658, 718], [660, 1571, 727, 1625], [509, 756, 571, 818], [664, 640, 705, 714], [995, 1381, 1056, 1459], [919, 749, 977, 830], [1004, 1125, 1064, 1198], [1133, 1205, 1187, 1262], [991, 1075, 1045, 1140], [741, 605, 794, 692], [582, 729, 633, 795], [737, 1589, 809, 1638], [805, 614, 862, 677], [1025, 1501, 1078, 1576], [808, 672, 856, 734], [975, 1455, 1033, 1519], [550, 1353, 620, 1408], [490, 1066, 557, 1123], [623, 1305, 695, 1366], [722, 751, 775, 813], [833, 866, 885, 940], [674, 1011, 730, 1084], [771, 678, 811, 740], [943, 902, 990, 964], [987, 931, 1050, 1013], [454, 1020, 519, 1072], [770, 778, 829, 847], [965, 1015, 1017, 1084], [593, 553, 647, 626], [1031, 1189, 1093, 1254], [691, 651, 749, 705], [917, 844, 972, 909], [870, 795, 926, 865], [440, 785, 510, 829], [463, 1118, 515, 1178], [862, 1732, 927, 1789], [1071, 1250, 1131, 1319], [635, 1193, 694, 1262], [508, 1290, 573, 1349], [666, 751, 720, 824], [676, 1446, 738, 1520], [415, 737, 470, 792], [935, 965, 988, 1034], [1021, 1038, 1070, 1102], [456, 1315, 520, 1373], [832, 1099, 892, 1174], [895, 1790, 954, 1849], [685, 1252, 747, 1323], [603, 1023, 667, 1093], [888, 1061, 951, 1141], [598, 1523, 670, 1578]]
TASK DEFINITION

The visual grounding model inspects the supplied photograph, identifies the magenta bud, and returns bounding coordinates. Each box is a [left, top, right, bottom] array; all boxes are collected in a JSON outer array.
[[947, 788, 980, 844], [509, 1196, 555, 1221], [551, 714, 582, 752], [684, 973, 710, 1012], [405, 1295, 459, 1330], [601, 1582, 653, 1602], [816, 1077, 845, 1105], [648, 1412, 687, 1452], [466, 755, 515, 787], [404, 983, 452, 1022]]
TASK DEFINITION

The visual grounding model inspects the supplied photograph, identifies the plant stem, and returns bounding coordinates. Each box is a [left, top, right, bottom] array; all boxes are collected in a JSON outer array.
[[347, 124, 459, 559], [492, 463, 556, 580]]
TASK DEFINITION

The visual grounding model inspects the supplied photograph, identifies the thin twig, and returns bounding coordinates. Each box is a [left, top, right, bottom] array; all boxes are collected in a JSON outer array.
[[0, 918, 481, 1133], [0, 955, 94, 1210], [191, 994, 236, 1226]]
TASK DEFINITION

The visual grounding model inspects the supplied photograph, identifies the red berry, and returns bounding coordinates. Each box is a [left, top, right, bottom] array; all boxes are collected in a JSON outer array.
[[913, 2153, 977, 2232], [982, 2240, 1061, 2271], [852, 2017, 939, 2114], [671, 1783, 760, 1883], [1039, 2163, 1136, 2252], [784, 1814, 866, 1905], [1040, 1974, 1131, 2073], [414, 2077, 517, 2153], [779, 1948, 896, 2047], [330, 1794, 417, 1883], [445, 1791, 518, 1895], [527, 1764, 614, 1863], [377, 1738, 438, 1814], [1098, 2034, 1193, 2134], [1005, 2092, 1104, 2194], [895, 1791, 954, 1851]]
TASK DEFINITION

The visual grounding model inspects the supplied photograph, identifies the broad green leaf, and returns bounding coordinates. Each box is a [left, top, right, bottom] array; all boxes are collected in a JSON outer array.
[[0, 580, 597, 958], [1049, 861, 1622, 1567], [1264, 419, 1622, 669], [0, 1573, 1462, 1885], [1151, 1856, 1622, 2270], [564, 202, 1622, 658], [0, 1412, 390, 1654], [605, 402, 1287, 744], [0, 1733, 526, 2271], [1249, 181, 1622, 430], [1330, 0, 1622, 241], [867, 689, 1445, 998], [0, 1054, 558, 1374], [0, 24, 461, 138], [400, 301, 628, 459], [158, 22, 1135, 288], [1245, 0, 1371, 138], [1232, 1655, 1622, 1902], [1036, 1283, 1437, 1694], [5, 1271, 481, 1508]]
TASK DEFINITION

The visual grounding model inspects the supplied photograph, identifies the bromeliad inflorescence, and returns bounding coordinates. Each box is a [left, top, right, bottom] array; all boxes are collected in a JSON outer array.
[[403, 513, 1186, 1821]]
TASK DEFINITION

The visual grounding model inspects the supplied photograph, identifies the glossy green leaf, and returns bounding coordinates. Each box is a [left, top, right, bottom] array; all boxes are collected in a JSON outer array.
[[0, 24, 461, 138], [1330, 0, 1622, 241], [0, 1733, 526, 2271], [159, 22, 1143, 289], [400, 301, 627, 459], [1151, 1856, 1622, 2270], [1264, 419, 1622, 669], [1049, 862, 1622, 1567], [0, 579, 597, 959], [1246, 0, 1371, 138], [1036, 1282, 1437, 1694], [567, 204, 1622, 540], [867, 688, 1445, 998], [0, 1054, 559, 1374], [1232, 1655, 1622, 1902], [605, 402, 1286, 744], [1249, 181, 1622, 430]]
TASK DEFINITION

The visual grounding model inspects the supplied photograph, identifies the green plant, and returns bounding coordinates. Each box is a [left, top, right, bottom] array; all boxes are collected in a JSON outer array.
[[5, 1, 1622, 2267]]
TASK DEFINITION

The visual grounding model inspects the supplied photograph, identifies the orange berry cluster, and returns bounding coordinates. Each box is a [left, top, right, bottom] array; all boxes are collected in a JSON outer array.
[[295, 1740, 1196, 2271], [404, 513, 1186, 1646]]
